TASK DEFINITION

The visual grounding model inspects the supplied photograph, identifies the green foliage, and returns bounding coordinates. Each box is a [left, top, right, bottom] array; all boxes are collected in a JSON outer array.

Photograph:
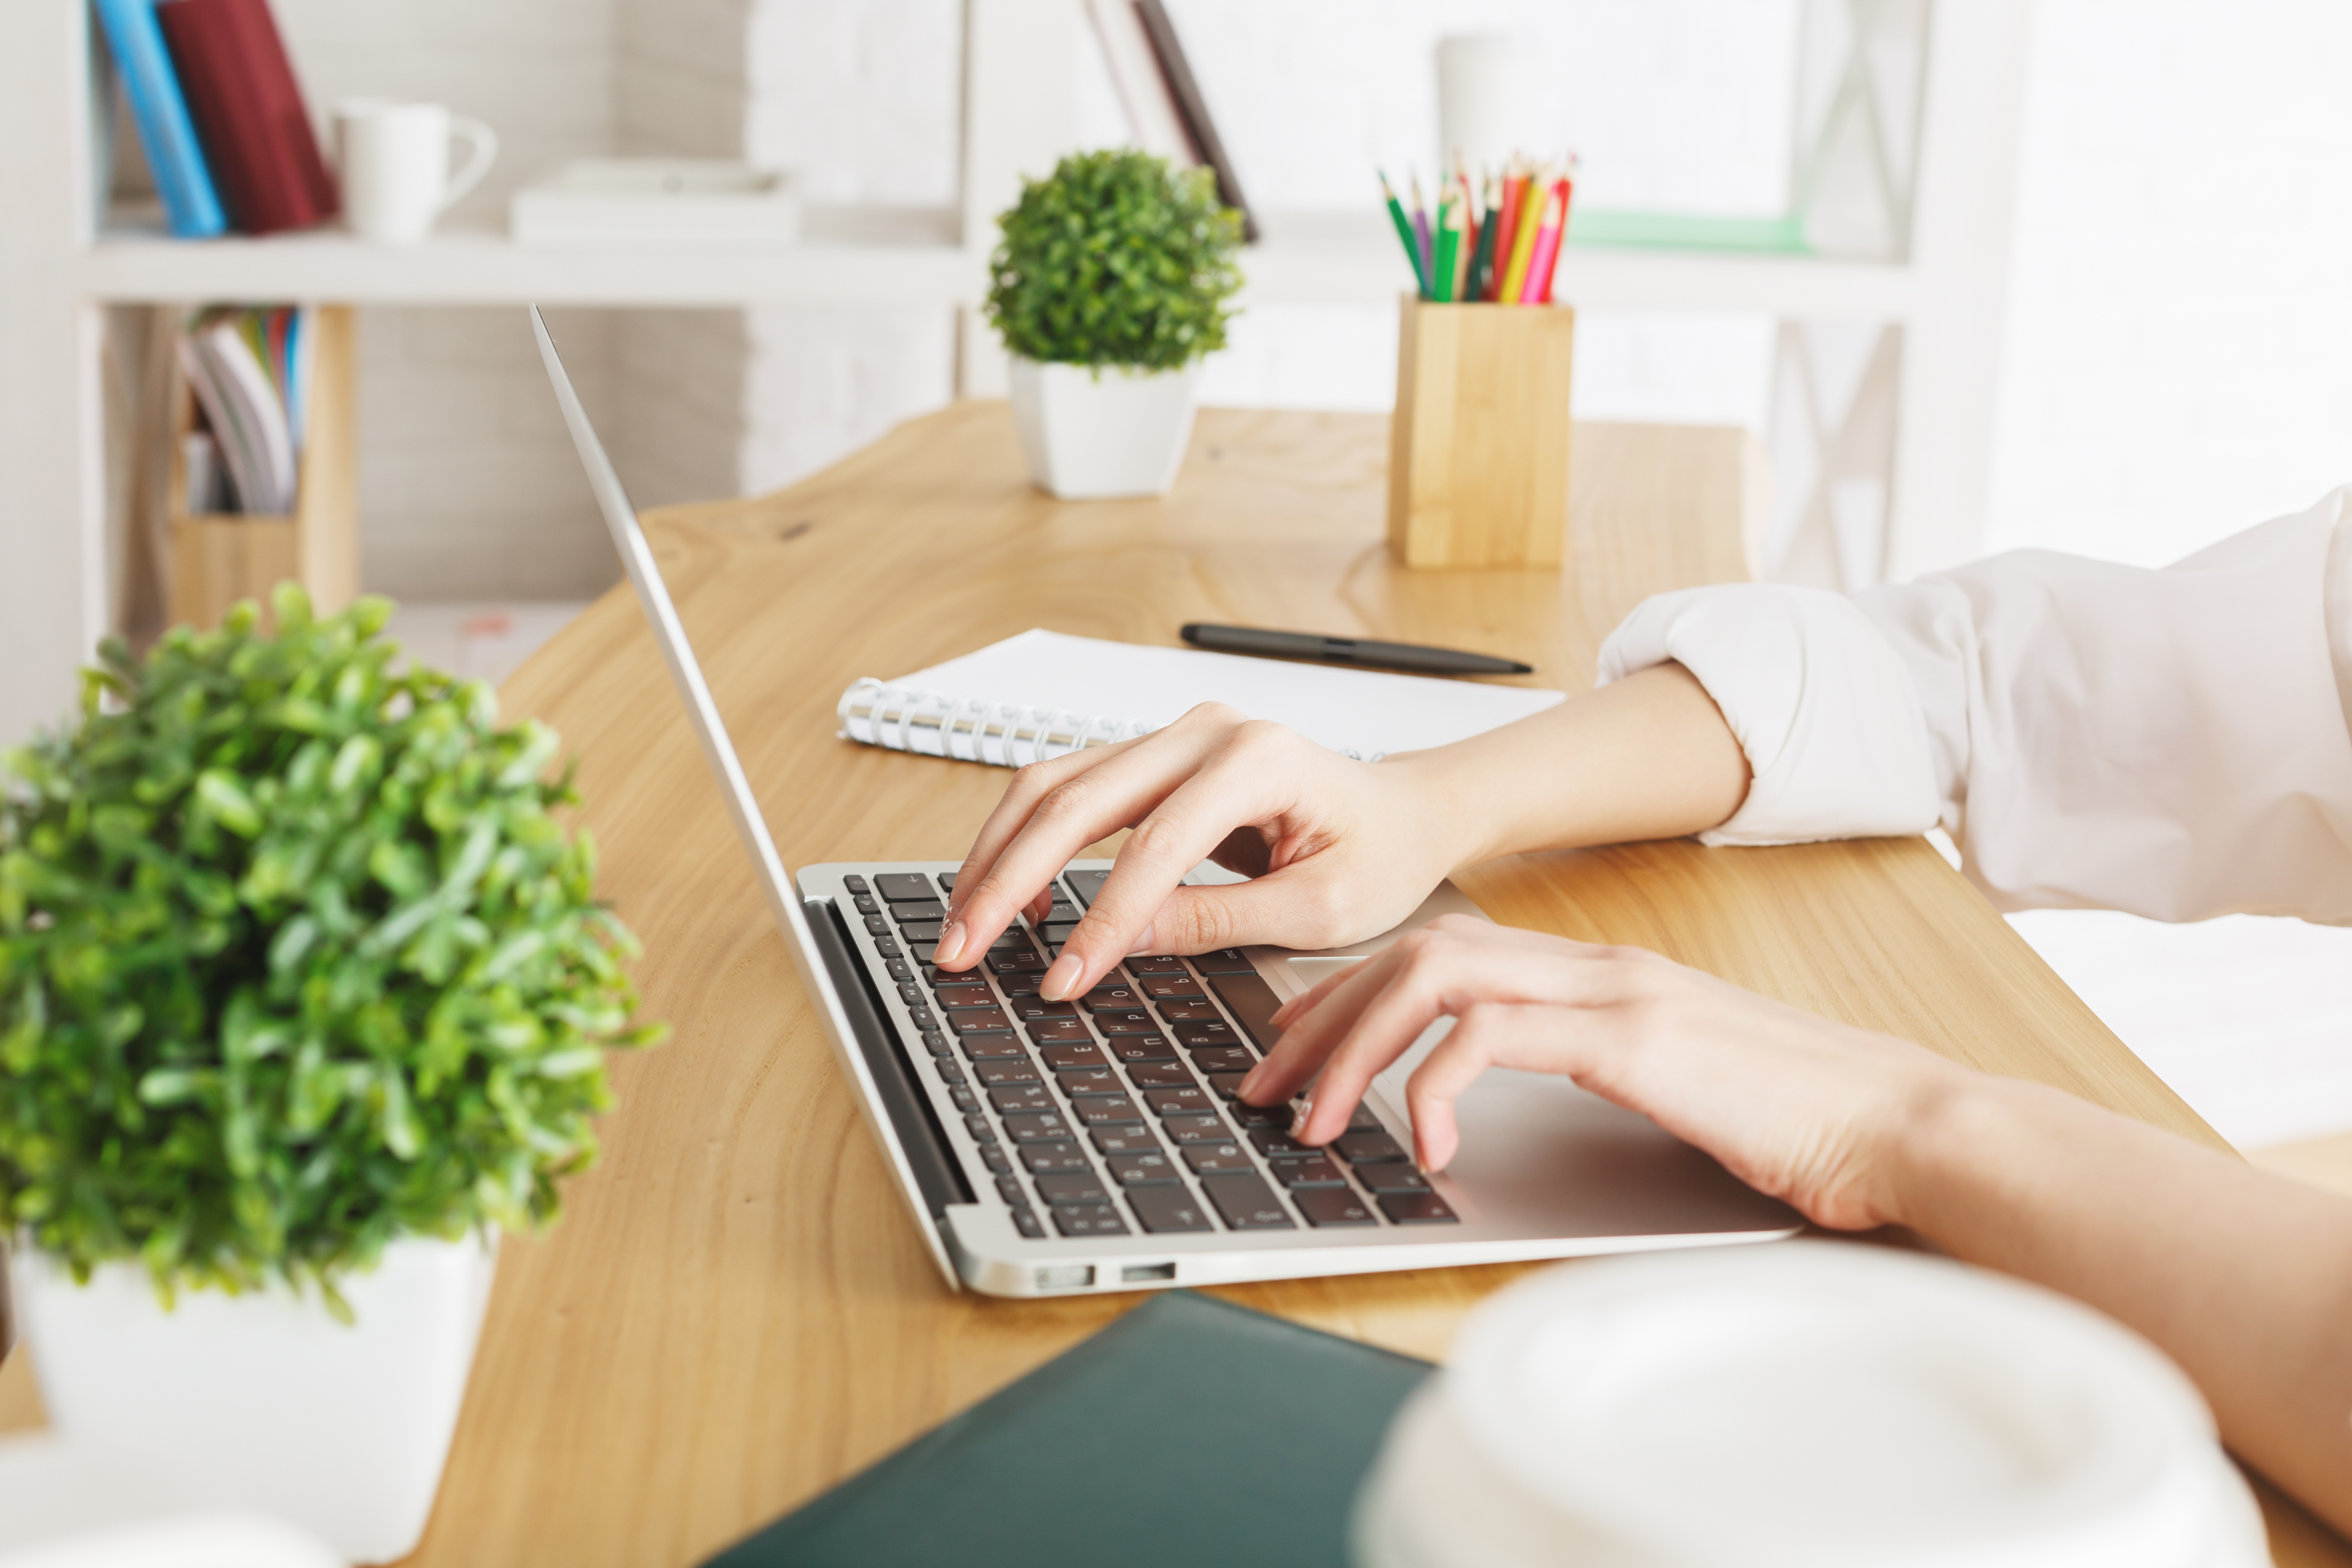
[[985, 148, 1243, 372], [0, 585, 663, 1313]]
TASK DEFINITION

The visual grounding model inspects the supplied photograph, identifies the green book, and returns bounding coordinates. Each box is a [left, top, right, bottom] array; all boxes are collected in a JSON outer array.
[[705, 1292, 1434, 1568]]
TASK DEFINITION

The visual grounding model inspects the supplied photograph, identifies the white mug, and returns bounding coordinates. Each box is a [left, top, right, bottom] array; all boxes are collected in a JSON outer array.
[[335, 100, 497, 245]]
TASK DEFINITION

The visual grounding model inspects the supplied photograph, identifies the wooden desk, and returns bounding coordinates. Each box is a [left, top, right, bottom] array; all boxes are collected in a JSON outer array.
[[0, 404, 2341, 1564]]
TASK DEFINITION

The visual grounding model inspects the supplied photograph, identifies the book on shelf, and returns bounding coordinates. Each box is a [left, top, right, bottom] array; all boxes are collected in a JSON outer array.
[[177, 305, 314, 517], [88, 0, 227, 238], [1084, 0, 1257, 242], [154, 0, 339, 235]]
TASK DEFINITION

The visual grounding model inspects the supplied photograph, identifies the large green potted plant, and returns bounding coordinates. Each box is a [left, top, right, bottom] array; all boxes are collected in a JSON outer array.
[[985, 147, 1243, 499], [0, 587, 660, 1563]]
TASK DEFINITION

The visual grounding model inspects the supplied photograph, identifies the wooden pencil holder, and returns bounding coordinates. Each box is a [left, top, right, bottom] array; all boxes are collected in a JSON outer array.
[[1385, 295, 1576, 569], [167, 304, 361, 632]]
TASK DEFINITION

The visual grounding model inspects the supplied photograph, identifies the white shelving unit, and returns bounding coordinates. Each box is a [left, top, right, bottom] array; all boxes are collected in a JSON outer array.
[[0, 0, 2032, 747]]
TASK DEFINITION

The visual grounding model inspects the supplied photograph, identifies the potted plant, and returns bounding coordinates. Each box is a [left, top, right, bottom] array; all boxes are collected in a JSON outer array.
[[986, 147, 1244, 499], [0, 587, 661, 1563]]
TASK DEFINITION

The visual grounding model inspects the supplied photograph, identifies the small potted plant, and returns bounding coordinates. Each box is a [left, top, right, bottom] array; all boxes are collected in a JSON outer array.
[[986, 147, 1244, 499], [0, 587, 661, 1563]]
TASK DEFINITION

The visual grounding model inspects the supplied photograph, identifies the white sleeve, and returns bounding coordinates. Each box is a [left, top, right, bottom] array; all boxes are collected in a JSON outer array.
[[1595, 583, 1941, 846]]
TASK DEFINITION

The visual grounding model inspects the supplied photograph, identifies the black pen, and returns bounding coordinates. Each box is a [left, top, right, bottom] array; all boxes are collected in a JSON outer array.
[[1180, 623, 1534, 677]]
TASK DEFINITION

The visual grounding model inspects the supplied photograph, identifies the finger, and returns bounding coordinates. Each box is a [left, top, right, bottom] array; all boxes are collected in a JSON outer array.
[[936, 741, 1127, 968], [1269, 957, 1369, 1030], [1400, 1002, 1538, 1171], [941, 720, 1229, 972], [1237, 942, 1413, 1107]]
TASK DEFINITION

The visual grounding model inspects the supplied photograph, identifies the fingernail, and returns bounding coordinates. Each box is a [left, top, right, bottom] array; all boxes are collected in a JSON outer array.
[[932, 921, 965, 966], [1040, 953, 1083, 1001], [1124, 922, 1158, 956], [1289, 1095, 1314, 1138], [1237, 1065, 1263, 1099]]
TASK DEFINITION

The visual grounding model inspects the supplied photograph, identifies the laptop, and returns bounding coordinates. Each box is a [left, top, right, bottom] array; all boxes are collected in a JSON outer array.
[[530, 306, 1800, 1298]]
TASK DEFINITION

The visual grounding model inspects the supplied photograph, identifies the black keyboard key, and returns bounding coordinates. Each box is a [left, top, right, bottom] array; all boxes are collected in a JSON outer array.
[[1334, 1131, 1408, 1165], [1079, 984, 1144, 1011], [1041, 920, 1081, 945], [997, 970, 1045, 997], [975, 1058, 1041, 1086], [908, 1006, 939, 1032], [987, 1084, 1053, 1114], [853, 893, 881, 915], [1269, 1153, 1348, 1188], [872, 935, 902, 960], [1295, 1188, 1377, 1228], [896, 982, 924, 1007], [1027, 1018, 1093, 1045], [1350, 1105, 1385, 1131], [1377, 1192, 1459, 1225], [1205, 1072, 1251, 1101], [1039, 1040, 1109, 1071], [876, 872, 934, 902], [1093, 1009, 1163, 1036], [843, 874, 869, 894], [1228, 1098, 1291, 1127], [921, 1031, 952, 1057], [1090, 1125, 1161, 1156], [987, 950, 1049, 974], [1355, 1162, 1431, 1193], [1125, 1060, 1196, 1089], [1071, 1094, 1143, 1125], [980, 1144, 1012, 1174], [863, 913, 892, 938], [1161, 1113, 1230, 1144], [1035, 1170, 1108, 1205], [1127, 1186, 1215, 1234], [1191, 948, 1257, 975], [902, 921, 946, 945], [1172, 1022, 1240, 1049], [960, 1034, 1027, 1061], [950, 1086, 980, 1113], [1189, 1046, 1254, 1074], [964, 1113, 997, 1142], [934, 1060, 968, 1085], [1001, 1112, 1073, 1143], [1051, 1202, 1129, 1238], [890, 899, 947, 924], [1056, 1066, 1122, 1097], [1010, 1206, 1046, 1240], [995, 1174, 1029, 1205], [1019, 1140, 1092, 1174], [946, 1006, 1013, 1035], [1156, 999, 1222, 1023], [938, 872, 958, 892], [884, 957, 915, 982], [1139, 975, 1205, 1000], [1199, 1171, 1295, 1230], [1249, 1127, 1313, 1158], [1008, 997, 1078, 1021], [1125, 955, 1187, 976], [1107, 1152, 1181, 1186], [1182, 1142, 1254, 1176], [1104, 1034, 1180, 1063], [932, 983, 993, 1010], [1203, 969, 1285, 1050], [1064, 868, 1111, 907], [1145, 1087, 1215, 1120]]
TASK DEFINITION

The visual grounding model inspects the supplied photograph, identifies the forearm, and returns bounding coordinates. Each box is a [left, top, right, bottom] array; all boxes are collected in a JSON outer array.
[[1387, 662, 1751, 871], [1894, 1075, 2352, 1533]]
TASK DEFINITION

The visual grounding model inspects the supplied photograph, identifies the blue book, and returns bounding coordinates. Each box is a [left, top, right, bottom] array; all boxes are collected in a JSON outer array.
[[89, 0, 227, 239]]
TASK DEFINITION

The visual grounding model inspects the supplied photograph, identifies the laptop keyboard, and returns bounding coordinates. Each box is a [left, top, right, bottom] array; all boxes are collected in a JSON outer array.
[[843, 868, 1460, 1241]]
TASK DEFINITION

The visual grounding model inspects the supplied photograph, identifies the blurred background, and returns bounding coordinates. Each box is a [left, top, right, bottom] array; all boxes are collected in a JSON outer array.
[[6, 0, 2349, 1156]]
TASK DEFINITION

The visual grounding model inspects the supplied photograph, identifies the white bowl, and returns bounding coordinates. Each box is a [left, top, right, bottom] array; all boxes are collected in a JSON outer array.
[[1353, 1241, 2266, 1568]]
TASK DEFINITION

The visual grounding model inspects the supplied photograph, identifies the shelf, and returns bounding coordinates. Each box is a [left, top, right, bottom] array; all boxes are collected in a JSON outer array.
[[82, 205, 978, 307], [1240, 211, 1919, 318]]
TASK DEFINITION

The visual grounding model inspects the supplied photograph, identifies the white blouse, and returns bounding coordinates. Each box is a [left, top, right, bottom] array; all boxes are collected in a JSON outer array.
[[1596, 487, 2352, 926]]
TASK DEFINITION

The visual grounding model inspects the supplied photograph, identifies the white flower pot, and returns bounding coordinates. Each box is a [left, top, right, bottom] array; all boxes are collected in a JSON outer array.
[[1008, 356, 1199, 499], [12, 1235, 498, 1566]]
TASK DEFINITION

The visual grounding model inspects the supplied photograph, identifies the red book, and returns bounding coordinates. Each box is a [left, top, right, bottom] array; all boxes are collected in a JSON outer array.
[[155, 0, 338, 235]]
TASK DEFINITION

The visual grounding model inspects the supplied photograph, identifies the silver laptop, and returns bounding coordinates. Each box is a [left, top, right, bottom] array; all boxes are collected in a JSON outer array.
[[531, 305, 1799, 1298]]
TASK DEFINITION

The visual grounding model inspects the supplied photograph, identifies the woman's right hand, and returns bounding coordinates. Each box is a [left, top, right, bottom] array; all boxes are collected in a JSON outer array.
[[935, 703, 1476, 1004]]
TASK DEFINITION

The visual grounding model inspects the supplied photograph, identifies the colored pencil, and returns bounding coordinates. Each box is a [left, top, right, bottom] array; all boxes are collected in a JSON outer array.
[[1467, 174, 1503, 303], [1490, 164, 1527, 301], [1499, 168, 1546, 304], [1431, 182, 1461, 302], [1518, 187, 1563, 305], [1539, 169, 1576, 304], [1379, 170, 1431, 299], [1409, 173, 1433, 294]]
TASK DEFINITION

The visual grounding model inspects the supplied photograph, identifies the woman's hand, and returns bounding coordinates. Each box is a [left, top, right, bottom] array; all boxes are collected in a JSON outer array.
[[936, 703, 1475, 1003], [1240, 915, 1964, 1233]]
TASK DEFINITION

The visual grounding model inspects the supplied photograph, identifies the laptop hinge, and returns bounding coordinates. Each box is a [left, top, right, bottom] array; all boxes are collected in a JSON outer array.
[[804, 897, 973, 1215]]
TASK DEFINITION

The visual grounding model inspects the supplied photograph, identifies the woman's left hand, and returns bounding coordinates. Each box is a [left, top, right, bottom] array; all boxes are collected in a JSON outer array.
[[1236, 915, 1965, 1233]]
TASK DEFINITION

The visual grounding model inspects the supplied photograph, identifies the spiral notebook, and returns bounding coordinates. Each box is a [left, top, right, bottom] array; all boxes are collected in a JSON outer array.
[[836, 629, 1564, 768]]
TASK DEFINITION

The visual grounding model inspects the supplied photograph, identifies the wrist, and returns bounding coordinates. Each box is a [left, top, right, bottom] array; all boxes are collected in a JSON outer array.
[[1381, 745, 1523, 874], [1877, 1066, 2040, 1237]]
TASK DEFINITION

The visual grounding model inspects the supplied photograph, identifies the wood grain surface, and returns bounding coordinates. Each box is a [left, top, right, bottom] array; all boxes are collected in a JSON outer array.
[[0, 402, 2337, 1565]]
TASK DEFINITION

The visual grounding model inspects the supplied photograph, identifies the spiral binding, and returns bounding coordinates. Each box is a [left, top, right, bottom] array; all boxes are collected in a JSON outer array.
[[837, 679, 1159, 766]]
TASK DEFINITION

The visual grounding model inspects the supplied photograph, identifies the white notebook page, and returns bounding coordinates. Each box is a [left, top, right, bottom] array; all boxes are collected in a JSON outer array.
[[881, 630, 1563, 758]]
